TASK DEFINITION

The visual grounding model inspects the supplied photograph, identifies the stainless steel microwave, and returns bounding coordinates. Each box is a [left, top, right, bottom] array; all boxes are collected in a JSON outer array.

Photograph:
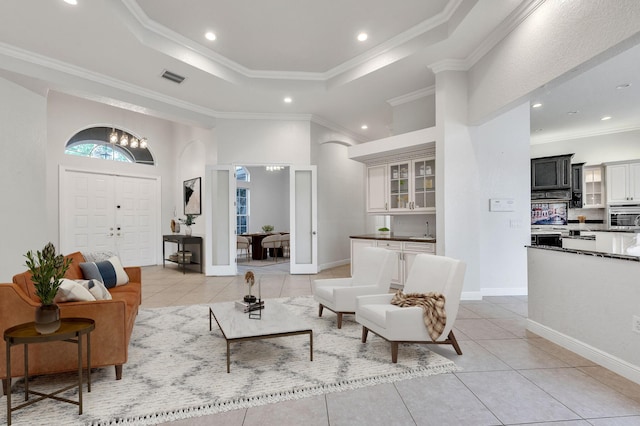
[[608, 205, 640, 230]]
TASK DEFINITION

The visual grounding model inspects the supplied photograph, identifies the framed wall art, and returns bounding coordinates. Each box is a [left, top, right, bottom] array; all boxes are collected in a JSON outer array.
[[184, 177, 201, 215]]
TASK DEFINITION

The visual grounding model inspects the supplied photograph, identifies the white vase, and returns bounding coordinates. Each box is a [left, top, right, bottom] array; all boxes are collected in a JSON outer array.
[[185, 226, 192, 236]]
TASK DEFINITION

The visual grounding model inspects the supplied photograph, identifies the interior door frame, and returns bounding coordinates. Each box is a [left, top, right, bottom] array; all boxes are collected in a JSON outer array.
[[58, 166, 162, 265]]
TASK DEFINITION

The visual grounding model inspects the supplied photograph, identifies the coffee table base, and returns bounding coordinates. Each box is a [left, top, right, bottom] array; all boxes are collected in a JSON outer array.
[[209, 307, 313, 373]]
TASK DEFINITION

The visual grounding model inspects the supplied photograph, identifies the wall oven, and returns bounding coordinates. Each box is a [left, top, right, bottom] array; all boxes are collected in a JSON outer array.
[[608, 205, 640, 230]]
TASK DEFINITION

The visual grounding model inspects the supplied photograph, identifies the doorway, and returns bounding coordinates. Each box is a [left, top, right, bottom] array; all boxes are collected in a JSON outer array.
[[59, 168, 160, 266], [205, 165, 317, 275]]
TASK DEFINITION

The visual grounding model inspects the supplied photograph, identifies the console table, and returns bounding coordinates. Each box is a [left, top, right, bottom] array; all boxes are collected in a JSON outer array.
[[4, 318, 95, 425], [163, 234, 203, 274]]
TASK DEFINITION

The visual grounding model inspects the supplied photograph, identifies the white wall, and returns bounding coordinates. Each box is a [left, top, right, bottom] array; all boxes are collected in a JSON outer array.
[[45, 92, 216, 263], [436, 70, 483, 299], [0, 77, 48, 281], [392, 95, 436, 135], [216, 118, 311, 165], [474, 102, 531, 295], [311, 122, 367, 270], [530, 129, 640, 165], [468, 0, 640, 125], [242, 166, 289, 234]]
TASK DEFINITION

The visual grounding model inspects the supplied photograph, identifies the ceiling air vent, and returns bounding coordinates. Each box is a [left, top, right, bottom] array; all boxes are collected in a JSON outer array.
[[161, 70, 186, 84]]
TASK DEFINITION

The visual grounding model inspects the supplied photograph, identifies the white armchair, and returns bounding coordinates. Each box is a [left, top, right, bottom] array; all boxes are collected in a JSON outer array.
[[313, 246, 395, 328], [355, 253, 466, 363]]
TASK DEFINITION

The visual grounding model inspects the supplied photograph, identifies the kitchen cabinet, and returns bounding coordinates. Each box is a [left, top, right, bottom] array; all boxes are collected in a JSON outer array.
[[388, 158, 435, 213], [606, 161, 640, 203], [561, 237, 596, 251], [569, 163, 584, 208], [366, 164, 388, 213], [531, 154, 573, 192], [583, 165, 605, 208], [366, 157, 435, 213], [350, 238, 435, 288]]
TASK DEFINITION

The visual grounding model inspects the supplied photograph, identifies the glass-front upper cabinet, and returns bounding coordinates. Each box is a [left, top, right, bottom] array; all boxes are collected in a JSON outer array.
[[413, 158, 435, 211], [583, 165, 605, 208], [388, 158, 435, 212], [389, 161, 410, 210]]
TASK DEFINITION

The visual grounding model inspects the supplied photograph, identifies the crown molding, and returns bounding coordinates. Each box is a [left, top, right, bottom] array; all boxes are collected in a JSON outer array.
[[531, 125, 640, 145], [466, 0, 546, 68], [428, 59, 468, 74], [122, 0, 468, 84], [311, 115, 366, 143], [387, 86, 436, 107], [427, 0, 545, 73]]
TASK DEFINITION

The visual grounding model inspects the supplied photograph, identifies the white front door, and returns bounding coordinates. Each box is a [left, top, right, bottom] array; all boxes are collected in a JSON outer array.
[[60, 169, 158, 266], [205, 165, 236, 275], [289, 166, 318, 274]]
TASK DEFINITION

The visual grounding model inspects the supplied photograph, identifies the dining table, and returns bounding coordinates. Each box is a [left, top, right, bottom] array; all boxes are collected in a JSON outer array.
[[242, 233, 286, 260]]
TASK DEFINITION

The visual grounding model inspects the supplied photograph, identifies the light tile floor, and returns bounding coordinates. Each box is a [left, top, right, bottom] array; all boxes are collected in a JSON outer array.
[[144, 263, 640, 426]]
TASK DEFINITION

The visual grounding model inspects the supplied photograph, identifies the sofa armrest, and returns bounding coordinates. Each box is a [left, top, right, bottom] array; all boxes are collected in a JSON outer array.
[[124, 266, 141, 283], [356, 293, 394, 308], [313, 278, 352, 289]]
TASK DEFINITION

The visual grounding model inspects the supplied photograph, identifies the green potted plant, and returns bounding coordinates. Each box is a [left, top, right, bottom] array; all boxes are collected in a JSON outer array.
[[262, 225, 274, 233], [24, 242, 72, 334], [180, 214, 197, 236], [378, 227, 391, 236]]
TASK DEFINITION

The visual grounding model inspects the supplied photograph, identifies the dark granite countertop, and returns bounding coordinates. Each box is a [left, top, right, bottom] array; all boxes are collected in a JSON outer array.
[[527, 245, 640, 262], [350, 234, 436, 243]]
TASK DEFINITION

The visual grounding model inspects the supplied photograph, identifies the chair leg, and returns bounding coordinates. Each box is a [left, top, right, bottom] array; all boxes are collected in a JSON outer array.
[[337, 312, 343, 329], [361, 326, 369, 343], [449, 330, 463, 355], [318, 304, 324, 317], [391, 342, 399, 363], [115, 364, 123, 380], [2, 378, 9, 395]]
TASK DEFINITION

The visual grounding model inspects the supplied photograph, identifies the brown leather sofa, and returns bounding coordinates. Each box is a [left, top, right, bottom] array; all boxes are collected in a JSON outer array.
[[1, 251, 141, 394]]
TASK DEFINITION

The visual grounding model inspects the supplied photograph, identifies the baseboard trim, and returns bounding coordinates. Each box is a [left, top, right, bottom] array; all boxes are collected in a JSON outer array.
[[481, 287, 528, 296], [527, 319, 640, 386], [319, 258, 350, 272], [461, 291, 483, 301]]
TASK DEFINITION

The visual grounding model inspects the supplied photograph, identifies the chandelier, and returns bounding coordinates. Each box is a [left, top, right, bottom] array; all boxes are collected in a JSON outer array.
[[265, 166, 285, 172], [109, 128, 148, 149]]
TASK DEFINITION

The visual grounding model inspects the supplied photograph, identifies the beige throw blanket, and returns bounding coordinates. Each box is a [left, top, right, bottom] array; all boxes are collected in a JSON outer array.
[[391, 291, 446, 341]]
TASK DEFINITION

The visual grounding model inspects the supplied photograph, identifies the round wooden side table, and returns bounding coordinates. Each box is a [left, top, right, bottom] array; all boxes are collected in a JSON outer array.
[[4, 317, 95, 426]]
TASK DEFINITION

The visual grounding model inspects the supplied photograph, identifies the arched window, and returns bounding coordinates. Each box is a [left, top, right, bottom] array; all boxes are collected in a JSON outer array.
[[64, 126, 155, 165]]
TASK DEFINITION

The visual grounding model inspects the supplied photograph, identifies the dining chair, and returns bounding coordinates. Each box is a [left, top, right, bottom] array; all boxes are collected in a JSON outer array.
[[261, 234, 282, 262], [237, 236, 250, 261], [280, 233, 290, 258]]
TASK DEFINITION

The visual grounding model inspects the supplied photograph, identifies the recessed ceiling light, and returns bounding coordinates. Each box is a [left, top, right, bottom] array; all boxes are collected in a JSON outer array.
[[616, 83, 631, 89], [532, 103, 542, 108], [205, 32, 216, 41], [567, 111, 579, 115], [601, 116, 612, 121], [361, 124, 368, 130], [283, 97, 292, 104], [357, 32, 368, 42], [63, 0, 77, 4]]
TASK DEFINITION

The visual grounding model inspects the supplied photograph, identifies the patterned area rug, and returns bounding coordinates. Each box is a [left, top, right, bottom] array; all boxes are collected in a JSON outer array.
[[2, 296, 458, 425]]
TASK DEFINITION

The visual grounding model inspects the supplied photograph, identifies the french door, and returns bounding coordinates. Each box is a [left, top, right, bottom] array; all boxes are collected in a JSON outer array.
[[59, 168, 159, 266], [204, 165, 236, 275], [204, 165, 318, 275], [289, 166, 318, 274]]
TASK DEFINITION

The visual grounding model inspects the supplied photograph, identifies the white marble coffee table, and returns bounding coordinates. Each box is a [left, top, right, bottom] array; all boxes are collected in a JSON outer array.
[[209, 300, 313, 373]]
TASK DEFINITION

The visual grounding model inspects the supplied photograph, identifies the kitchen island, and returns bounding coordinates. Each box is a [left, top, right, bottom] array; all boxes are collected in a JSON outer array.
[[527, 245, 640, 385], [350, 234, 436, 288]]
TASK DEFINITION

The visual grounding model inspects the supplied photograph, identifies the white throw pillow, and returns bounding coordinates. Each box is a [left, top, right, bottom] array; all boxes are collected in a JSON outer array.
[[54, 278, 96, 303], [76, 279, 112, 300]]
